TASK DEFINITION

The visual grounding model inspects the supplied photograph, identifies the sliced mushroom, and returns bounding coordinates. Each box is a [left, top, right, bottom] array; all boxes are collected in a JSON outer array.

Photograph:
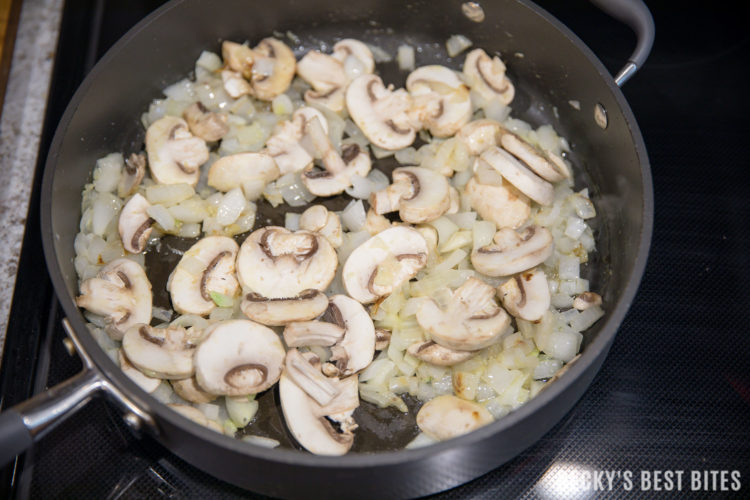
[[284, 349, 341, 407], [296, 51, 348, 112], [406, 341, 477, 366], [118, 193, 154, 253], [371, 330, 393, 354], [370, 166, 451, 224], [464, 170, 530, 230], [118, 349, 160, 393], [416, 394, 493, 441], [222, 69, 253, 98], [194, 319, 286, 396], [456, 119, 501, 156], [416, 277, 510, 351], [573, 291, 602, 311], [346, 74, 416, 150], [76, 258, 152, 341], [301, 116, 372, 196], [406, 65, 472, 137], [498, 267, 551, 321], [463, 48, 515, 104], [496, 126, 571, 182], [363, 208, 392, 235], [343, 226, 428, 304], [237, 226, 338, 298], [265, 107, 329, 175], [222, 40, 255, 80], [471, 225, 554, 277], [283, 320, 346, 347], [121, 324, 197, 379], [479, 146, 554, 206], [326, 294, 376, 376], [331, 39, 375, 76], [167, 236, 240, 316], [145, 116, 209, 186], [299, 205, 343, 247], [117, 152, 147, 198], [249, 38, 296, 101], [183, 102, 229, 142], [279, 371, 359, 455], [241, 289, 329, 326], [207, 152, 280, 197], [171, 376, 217, 404]]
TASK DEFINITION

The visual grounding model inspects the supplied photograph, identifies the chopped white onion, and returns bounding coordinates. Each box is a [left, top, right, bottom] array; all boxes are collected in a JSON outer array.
[[241, 435, 280, 448], [215, 187, 248, 225], [341, 199, 367, 232], [446, 34, 473, 57], [397, 45, 416, 71]]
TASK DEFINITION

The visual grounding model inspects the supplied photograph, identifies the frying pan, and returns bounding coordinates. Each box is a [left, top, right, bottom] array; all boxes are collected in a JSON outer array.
[[0, 0, 654, 497]]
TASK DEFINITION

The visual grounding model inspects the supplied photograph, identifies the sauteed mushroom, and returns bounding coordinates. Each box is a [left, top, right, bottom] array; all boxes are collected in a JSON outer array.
[[118, 349, 160, 393], [463, 48, 515, 104], [168, 236, 239, 316], [464, 165, 530, 229], [299, 205, 343, 248], [479, 146, 554, 206], [370, 166, 451, 224], [171, 376, 217, 404], [249, 38, 296, 101], [416, 394, 493, 441], [145, 116, 209, 186], [406, 341, 477, 367], [296, 51, 348, 112], [117, 152, 147, 198], [498, 267, 551, 321], [207, 152, 280, 196], [183, 102, 229, 142], [416, 277, 510, 351], [406, 65, 472, 137], [496, 126, 571, 182], [76, 258, 152, 340], [265, 107, 329, 175], [118, 193, 154, 253], [194, 319, 286, 395], [240, 289, 329, 326], [471, 225, 554, 277], [121, 324, 197, 379]]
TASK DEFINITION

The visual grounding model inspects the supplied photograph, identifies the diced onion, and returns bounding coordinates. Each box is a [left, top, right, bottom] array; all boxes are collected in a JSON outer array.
[[341, 199, 367, 232], [241, 435, 280, 448], [146, 204, 177, 232], [397, 45, 415, 71], [446, 34, 473, 57]]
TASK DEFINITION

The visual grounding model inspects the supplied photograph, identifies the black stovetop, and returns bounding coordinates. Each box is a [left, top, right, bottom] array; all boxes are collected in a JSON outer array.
[[1, 0, 749, 498]]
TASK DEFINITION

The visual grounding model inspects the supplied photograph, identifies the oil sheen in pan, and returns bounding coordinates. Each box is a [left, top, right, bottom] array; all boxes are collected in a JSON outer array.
[[141, 25, 599, 453]]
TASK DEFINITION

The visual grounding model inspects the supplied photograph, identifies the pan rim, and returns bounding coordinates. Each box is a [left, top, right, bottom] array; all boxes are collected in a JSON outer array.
[[40, 0, 653, 472]]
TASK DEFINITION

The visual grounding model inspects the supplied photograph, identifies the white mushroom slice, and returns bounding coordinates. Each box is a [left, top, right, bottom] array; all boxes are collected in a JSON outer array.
[[222, 40, 254, 80], [325, 294, 376, 376], [363, 208, 392, 235], [406, 65, 472, 137], [183, 102, 229, 142], [222, 69, 253, 98], [121, 325, 197, 379], [249, 38, 296, 101], [480, 147, 554, 206], [332, 39, 375, 76], [416, 277, 510, 351], [406, 341, 477, 367], [416, 395, 493, 441], [168, 236, 240, 316], [346, 74, 416, 150], [118, 349, 160, 393], [285, 349, 340, 407], [463, 48, 515, 104], [498, 267, 551, 321], [464, 173, 530, 230], [117, 152, 147, 198], [240, 289, 329, 326], [76, 258, 152, 341], [118, 193, 154, 253], [457, 119, 501, 156], [497, 127, 571, 182], [145, 116, 209, 186], [265, 107, 328, 175], [299, 205, 343, 247], [207, 152, 280, 196], [342, 226, 428, 304], [171, 376, 217, 404], [279, 372, 359, 456], [237, 226, 338, 298], [573, 292, 602, 311], [296, 51, 348, 112], [370, 166, 451, 224], [471, 225, 554, 277], [167, 404, 222, 433], [283, 320, 346, 347], [301, 116, 371, 196], [375, 328, 391, 351], [194, 319, 286, 396]]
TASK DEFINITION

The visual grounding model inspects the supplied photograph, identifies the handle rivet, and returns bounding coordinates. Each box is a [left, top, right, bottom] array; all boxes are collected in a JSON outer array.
[[123, 412, 143, 431], [62, 338, 76, 357]]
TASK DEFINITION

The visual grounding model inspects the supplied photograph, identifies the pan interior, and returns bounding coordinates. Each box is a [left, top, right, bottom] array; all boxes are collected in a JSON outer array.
[[46, 0, 641, 460]]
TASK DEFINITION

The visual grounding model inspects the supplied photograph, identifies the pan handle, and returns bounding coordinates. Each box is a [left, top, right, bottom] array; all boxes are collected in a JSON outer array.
[[0, 319, 156, 467], [589, 0, 655, 86]]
